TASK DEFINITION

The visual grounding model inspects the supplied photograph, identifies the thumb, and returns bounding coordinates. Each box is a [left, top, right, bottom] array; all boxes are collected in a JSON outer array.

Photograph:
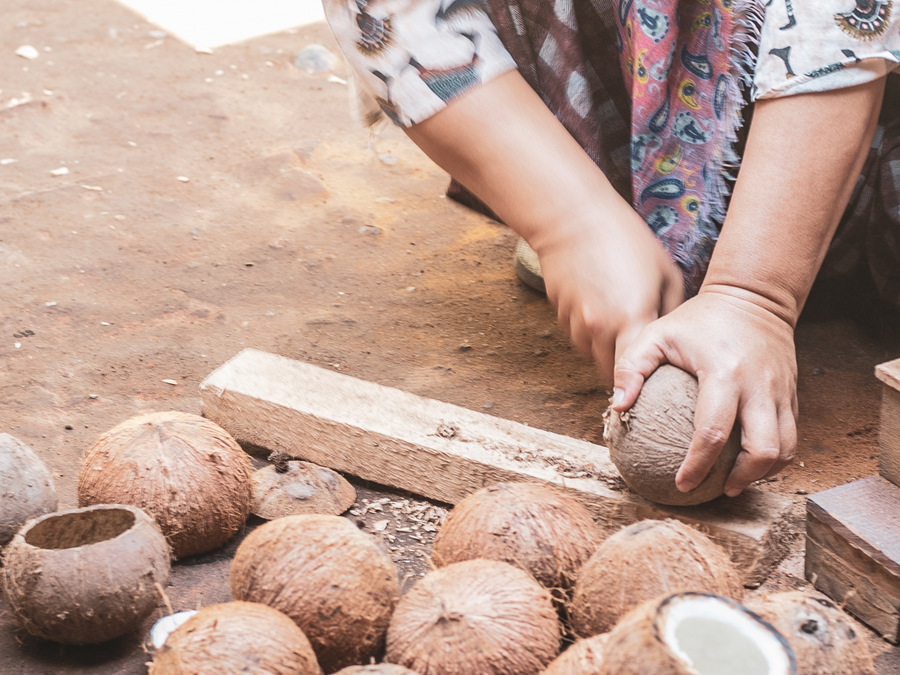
[[612, 329, 667, 412]]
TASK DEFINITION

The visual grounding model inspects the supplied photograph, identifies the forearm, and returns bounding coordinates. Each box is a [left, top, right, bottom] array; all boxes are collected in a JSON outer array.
[[702, 78, 886, 326]]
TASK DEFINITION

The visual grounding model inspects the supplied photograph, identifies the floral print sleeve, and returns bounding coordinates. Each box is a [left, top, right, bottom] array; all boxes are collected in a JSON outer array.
[[754, 1, 900, 100], [323, 0, 517, 127]]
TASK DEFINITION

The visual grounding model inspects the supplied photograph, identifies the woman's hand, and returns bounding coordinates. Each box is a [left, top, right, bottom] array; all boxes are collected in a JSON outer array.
[[613, 289, 798, 496]]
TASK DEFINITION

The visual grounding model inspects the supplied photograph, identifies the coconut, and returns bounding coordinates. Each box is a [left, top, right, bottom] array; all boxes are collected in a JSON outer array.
[[744, 591, 874, 675], [77, 411, 252, 558], [334, 667, 418, 675], [599, 592, 795, 675], [0, 433, 58, 547], [150, 601, 322, 675], [431, 483, 601, 600], [2, 503, 171, 644], [604, 365, 742, 505], [385, 559, 560, 675], [231, 514, 400, 673], [570, 519, 743, 637], [543, 634, 608, 675], [252, 460, 356, 519]]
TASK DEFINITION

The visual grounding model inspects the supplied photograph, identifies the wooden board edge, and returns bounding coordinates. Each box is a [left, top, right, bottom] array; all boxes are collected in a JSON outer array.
[[876, 358, 900, 392]]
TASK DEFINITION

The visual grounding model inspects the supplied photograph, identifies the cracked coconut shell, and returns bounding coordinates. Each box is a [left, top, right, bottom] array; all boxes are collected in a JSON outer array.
[[744, 591, 874, 675], [252, 460, 356, 519], [431, 483, 601, 598], [2, 504, 171, 644], [386, 559, 560, 675], [570, 519, 743, 638], [605, 365, 742, 505], [77, 411, 252, 558], [150, 601, 322, 675], [0, 433, 58, 547], [231, 514, 400, 674], [543, 633, 608, 675]]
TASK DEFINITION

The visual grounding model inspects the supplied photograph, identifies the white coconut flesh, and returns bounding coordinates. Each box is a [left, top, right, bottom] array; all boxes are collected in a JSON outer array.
[[658, 595, 794, 675], [149, 611, 198, 650]]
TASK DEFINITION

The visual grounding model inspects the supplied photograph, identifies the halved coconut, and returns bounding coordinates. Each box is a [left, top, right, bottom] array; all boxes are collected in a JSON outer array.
[[543, 634, 608, 675], [0, 433, 58, 546], [744, 591, 874, 675], [431, 483, 601, 599], [2, 504, 171, 644], [604, 365, 742, 505], [252, 460, 356, 519], [386, 559, 560, 675], [150, 601, 322, 675], [600, 592, 796, 675], [570, 519, 743, 637]]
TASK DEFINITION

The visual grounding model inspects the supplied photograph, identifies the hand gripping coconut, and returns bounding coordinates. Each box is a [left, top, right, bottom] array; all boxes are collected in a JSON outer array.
[[2, 504, 171, 644], [0, 433, 58, 547], [604, 365, 742, 505], [77, 411, 252, 558], [150, 602, 322, 675]]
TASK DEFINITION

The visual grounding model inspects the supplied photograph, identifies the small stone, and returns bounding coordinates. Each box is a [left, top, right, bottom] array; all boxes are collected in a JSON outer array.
[[358, 226, 382, 236], [293, 44, 339, 74], [379, 154, 398, 166], [45, 301, 57, 307], [162, 379, 178, 385], [50, 167, 69, 176], [459, 344, 472, 352], [65, 425, 73, 430], [176, 176, 190, 182], [795, 489, 808, 496], [15, 45, 39, 60], [482, 401, 493, 410]]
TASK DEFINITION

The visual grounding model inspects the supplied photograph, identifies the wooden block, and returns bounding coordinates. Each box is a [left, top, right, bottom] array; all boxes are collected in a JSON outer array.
[[805, 475, 900, 643], [200, 348, 798, 586], [876, 358, 900, 487]]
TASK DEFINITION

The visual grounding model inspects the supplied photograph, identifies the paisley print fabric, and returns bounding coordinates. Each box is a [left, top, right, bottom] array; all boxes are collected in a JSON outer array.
[[755, 0, 900, 100]]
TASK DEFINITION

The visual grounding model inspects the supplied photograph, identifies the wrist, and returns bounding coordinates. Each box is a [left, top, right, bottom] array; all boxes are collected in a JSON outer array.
[[697, 281, 800, 329]]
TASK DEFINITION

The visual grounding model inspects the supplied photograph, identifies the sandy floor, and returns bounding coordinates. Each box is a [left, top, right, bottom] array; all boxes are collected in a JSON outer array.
[[1, 0, 899, 672]]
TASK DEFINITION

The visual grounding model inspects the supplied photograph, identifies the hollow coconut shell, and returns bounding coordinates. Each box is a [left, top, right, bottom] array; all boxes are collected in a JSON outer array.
[[150, 601, 323, 675], [386, 559, 561, 675], [77, 411, 252, 558], [599, 592, 796, 675], [231, 514, 400, 674], [604, 365, 742, 505], [0, 433, 58, 547], [2, 503, 171, 644], [252, 460, 356, 519], [570, 519, 743, 638], [744, 591, 874, 675], [431, 483, 601, 597], [542, 634, 608, 675], [334, 667, 419, 675]]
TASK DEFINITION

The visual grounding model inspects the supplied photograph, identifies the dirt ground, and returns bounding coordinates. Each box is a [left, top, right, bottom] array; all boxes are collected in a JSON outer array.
[[0, 0, 899, 672]]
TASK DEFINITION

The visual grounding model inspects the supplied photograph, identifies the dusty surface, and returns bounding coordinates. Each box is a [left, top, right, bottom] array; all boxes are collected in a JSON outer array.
[[0, 0, 898, 672]]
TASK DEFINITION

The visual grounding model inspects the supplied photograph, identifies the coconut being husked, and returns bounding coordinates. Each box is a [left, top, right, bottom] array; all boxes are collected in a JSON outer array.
[[2, 504, 171, 644], [77, 411, 252, 558], [252, 460, 356, 519], [744, 591, 874, 675], [431, 483, 601, 599], [599, 593, 795, 675], [543, 634, 608, 675], [604, 365, 742, 505], [386, 559, 560, 675], [0, 433, 58, 547], [231, 514, 400, 673], [150, 602, 322, 675], [570, 519, 743, 637]]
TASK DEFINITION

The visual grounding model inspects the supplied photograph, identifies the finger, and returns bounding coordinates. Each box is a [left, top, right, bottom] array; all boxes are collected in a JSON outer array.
[[611, 325, 667, 411], [724, 398, 781, 496], [676, 376, 739, 493], [763, 404, 798, 478]]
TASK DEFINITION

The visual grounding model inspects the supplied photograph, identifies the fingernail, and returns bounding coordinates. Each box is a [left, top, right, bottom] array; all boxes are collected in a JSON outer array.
[[677, 479, 698, 493], [611, 388, 624, 408], [725, 488, 742, 498]]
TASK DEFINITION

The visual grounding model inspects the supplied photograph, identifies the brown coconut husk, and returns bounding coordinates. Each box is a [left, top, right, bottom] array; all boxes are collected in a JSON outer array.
[[543, 634, 608, 675], [252, 460, 356, 519], [77, 411, 252, 558], [598, 592, 794, 675], [2, 504, 171, 644], [231, 514, 400, 674], [570, 519, 743, 638], [386, 559, 560, 675], [604, 365, 742, 505], [431, 483, 601, 598], [744, 591, 874, 675], [0, 433, 58, 546], [150, 601, 322, 675], [333, 667, 418, 675]]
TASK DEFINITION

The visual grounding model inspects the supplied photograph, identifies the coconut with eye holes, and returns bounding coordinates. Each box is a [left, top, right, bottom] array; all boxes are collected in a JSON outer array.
[[251, 459, 356, 519], [77, 411, 252, 558], [0, 433, 58, 547], [2, 503, 171, 644], [604, 365, 742, 505], [744, 591, 874, 675], [569, 519, 743, 637]]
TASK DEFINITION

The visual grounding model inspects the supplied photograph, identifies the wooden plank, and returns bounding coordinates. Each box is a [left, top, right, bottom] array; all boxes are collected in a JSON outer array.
[[200, 348, 798, 586], [880, 386, 900, 487], [805, 475, 900, 643], [875, 358, 900, 393]]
